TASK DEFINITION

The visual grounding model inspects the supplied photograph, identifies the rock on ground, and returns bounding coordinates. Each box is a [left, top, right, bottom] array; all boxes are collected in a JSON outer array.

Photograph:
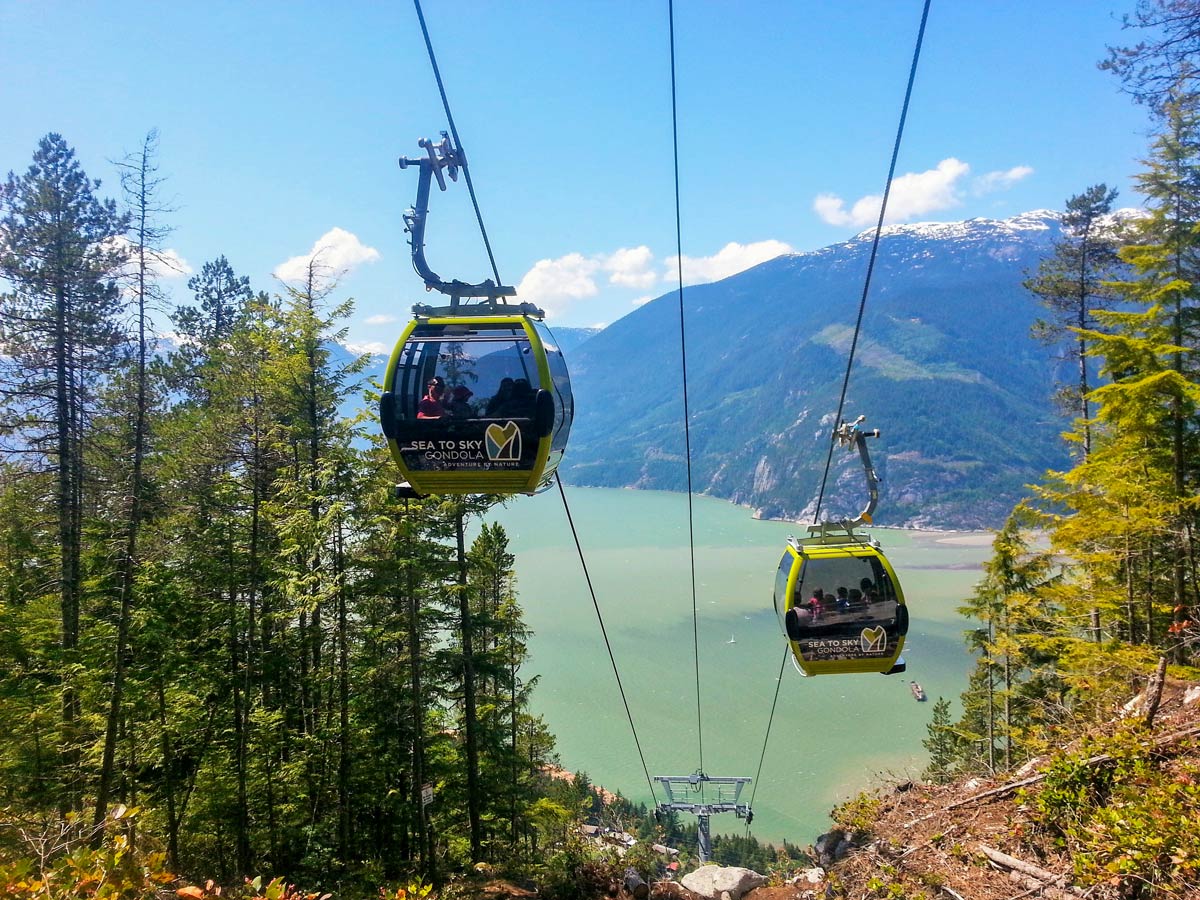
[[679, 865, 767, 900]]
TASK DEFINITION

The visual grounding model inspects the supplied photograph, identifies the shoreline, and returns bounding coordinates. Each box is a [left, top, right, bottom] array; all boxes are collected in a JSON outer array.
[[565, 482, 1000, 536]]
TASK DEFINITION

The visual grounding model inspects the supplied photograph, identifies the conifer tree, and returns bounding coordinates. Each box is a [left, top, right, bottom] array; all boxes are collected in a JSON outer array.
[[957, 510, 1055, 771], [94, 128, 175, 828], [1081, 92, 1200, 661], [1026, 184, 1122, 458], [1103, 0, 1200, 113], [0, 134, 128, 804]]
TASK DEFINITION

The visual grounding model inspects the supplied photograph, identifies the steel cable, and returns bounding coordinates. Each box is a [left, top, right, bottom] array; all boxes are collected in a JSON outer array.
[[751, 0, 934, 833], [814, 0, 933, 522], [667, 0, 706, 778], [412, 0, 505, 289], [556, 476, 660, 804]]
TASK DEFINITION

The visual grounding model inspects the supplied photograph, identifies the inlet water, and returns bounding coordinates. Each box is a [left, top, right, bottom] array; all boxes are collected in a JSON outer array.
[[491, 486, 992, 846]]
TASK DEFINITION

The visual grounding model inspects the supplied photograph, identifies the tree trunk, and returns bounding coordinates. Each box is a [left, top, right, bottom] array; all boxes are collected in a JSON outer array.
[[457, 507, 483, 862], [336, 514, 351, 861], [95, 134, 156, 828], [156, 679, 181, 869], [231, 580, 251, 874], [404, 501, 432, 876], [55, 274, 81, 810]]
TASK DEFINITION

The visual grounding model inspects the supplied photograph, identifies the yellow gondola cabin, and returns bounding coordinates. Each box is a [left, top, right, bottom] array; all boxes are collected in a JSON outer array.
[[380, 305, 573, 495], [774, 531, 908, 676]]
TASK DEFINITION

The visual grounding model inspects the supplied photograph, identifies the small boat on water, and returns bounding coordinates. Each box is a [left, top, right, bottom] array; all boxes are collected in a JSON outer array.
[[910, 681, 927, 701]]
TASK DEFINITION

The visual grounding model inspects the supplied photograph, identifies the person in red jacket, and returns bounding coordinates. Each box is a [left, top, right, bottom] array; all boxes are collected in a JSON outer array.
[[417, 377, 446, 419]]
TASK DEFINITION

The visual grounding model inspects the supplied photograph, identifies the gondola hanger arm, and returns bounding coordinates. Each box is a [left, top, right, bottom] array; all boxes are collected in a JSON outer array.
[[833, 415, 881, 529], [399, 132, 516, 306]]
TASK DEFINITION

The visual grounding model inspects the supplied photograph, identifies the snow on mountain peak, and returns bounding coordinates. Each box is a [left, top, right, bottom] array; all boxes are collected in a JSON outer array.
[[851, 210, 1062, 244]]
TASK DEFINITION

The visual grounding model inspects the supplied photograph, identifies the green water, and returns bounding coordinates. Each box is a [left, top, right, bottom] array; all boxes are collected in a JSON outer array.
[[490, 486, 992, 846]]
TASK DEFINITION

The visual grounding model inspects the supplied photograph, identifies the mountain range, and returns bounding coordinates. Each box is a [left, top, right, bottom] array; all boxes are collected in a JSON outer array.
[[557, 211, 1081, 530]]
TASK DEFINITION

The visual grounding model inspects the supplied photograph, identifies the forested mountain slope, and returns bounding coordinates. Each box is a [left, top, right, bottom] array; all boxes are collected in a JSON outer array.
[[561, 212, 1074, 530]]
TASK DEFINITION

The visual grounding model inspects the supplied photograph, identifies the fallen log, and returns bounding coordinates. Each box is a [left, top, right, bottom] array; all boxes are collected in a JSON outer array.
[[624, 867, 649, 900], [1003, 870, 1080, 900], [977, 844, 1084, 898]]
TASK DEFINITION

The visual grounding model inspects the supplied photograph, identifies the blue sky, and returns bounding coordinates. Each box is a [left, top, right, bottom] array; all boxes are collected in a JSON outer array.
[[1, 1, 1155, 348]]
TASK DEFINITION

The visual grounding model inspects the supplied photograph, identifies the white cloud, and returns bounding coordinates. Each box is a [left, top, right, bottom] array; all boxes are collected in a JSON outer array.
[[518, 240, 794, 317], [517, 245, 660, 317], [605, 245, 657, 289], [814, 158, 972, 227], [972, 165, 1034, 194], [274, 227, 381, 283], [364, 313, 397, 325], [516, 253, 602, 316], [345, 340, 389, 356], [667, 239, 793, 285]]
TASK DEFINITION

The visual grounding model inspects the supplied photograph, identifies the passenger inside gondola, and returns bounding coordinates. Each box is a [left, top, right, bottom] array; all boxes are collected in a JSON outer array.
[[486, 378, 514, 416], [505, 378, 535, 416], [447, 385, 475, 418], [417, 377, 446, 419], [835, 586, 850, 611], [807, 588, 825, 620]]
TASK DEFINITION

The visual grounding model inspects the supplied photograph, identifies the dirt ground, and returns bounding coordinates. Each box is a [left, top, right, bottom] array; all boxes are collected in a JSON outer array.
[[652, 678, 1198, 900], [742, 677, 1200, 900]]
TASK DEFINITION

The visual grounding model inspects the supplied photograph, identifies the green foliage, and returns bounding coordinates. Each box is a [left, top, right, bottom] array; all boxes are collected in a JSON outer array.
[[830, 793, 881, 840], [620, 838, 660, 883], [921, 698, 962, 784], [0, 808, 175, 899], [537, 834, 618, 900], [0, 133, 571, 890], [1021, 725, 1200, 893]]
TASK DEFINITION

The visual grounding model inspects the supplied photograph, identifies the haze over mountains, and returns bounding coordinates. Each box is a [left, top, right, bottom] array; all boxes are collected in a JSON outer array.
[[558, 211, 1083, 530]]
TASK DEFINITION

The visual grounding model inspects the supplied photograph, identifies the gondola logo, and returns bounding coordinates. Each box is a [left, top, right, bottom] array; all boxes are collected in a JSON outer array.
[[485, 421, 522, 462], [859, 625, 886, 653]]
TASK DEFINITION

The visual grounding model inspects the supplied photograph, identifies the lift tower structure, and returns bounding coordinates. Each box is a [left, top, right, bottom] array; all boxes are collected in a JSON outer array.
[[654, 774, 753, 864]]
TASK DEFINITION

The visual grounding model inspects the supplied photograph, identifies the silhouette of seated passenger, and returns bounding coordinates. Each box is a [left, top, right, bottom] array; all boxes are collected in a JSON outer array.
[[485, 378, 514, 416], [447, 385, 475, 418], [835, 586, 851, 612], [496, 378, 536, 417]]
